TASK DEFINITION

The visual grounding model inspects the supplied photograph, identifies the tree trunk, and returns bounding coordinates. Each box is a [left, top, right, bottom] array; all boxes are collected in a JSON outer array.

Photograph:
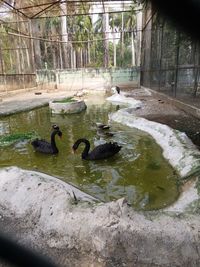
[[80, 48, 83, 67], [84, 48, 87, 67], [135, 10, 142, 66], [24, 39, 30, 71], [16, 46, 21, 74], [52, 46, 57, 69], [60, 2, 69, 68], [103, 10, 109, 68], [73, 50, 76, 69], [88, 39, 91, 65], [0, 41, 4, 73], [29, 21, 36, 73], [9, 51, 13, 73], [131, 31, 135, 66], [71, 44, 74, 69], [30, 20, 42, 69], [121, 12, 124, 67], [113, 31, 117, 67], [59, 42, 63, 69], [77, 50, 81, 68]]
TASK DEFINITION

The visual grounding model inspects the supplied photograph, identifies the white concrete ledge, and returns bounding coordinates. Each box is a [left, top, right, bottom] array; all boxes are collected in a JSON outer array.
[[0, 167, 199, 267], [49, 99, 87, 114]]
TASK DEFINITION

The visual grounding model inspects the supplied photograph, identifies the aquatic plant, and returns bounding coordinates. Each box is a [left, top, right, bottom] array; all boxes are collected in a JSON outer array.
[[0, 131, 40, 147], [53, 97, 77, 103]]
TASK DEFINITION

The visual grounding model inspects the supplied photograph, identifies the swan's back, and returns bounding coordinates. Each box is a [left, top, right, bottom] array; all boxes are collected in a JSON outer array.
[[88, 142, 121, 160], [31, 139, 54, 154]]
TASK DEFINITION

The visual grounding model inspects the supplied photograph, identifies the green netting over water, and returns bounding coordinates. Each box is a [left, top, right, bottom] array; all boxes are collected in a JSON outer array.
[[0, 131, 39, 147], [53, 97, 77, 103]]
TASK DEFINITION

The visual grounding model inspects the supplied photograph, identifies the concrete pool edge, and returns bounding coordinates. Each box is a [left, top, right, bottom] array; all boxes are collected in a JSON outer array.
[[108, 102, 200, 208], [49, 99, 87, 114], [0, 166, 199, 267]]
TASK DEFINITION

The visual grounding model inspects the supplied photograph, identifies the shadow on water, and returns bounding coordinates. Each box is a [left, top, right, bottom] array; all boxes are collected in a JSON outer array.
[[0, 100, 179, 210]]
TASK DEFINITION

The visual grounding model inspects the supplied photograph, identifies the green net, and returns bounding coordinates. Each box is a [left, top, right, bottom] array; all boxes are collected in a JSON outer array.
[[0, 131, 40, 147], [53, 97, 77, 103]]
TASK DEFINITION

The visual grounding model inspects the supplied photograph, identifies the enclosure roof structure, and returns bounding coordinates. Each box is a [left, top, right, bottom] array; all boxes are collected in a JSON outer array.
[[0, 0, 137, 19]]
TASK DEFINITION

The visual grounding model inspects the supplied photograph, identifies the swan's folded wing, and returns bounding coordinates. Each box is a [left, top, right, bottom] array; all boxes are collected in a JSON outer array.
[[31, 139, 51, 151], [90, 142, 121, 160]]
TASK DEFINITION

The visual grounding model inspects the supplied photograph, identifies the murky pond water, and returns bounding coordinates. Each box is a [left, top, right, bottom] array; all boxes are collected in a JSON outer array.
[[0, 97, 179, 210]]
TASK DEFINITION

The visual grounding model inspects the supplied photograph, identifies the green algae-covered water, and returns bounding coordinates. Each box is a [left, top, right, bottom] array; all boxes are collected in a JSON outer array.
[[0, 98, 179, 210]]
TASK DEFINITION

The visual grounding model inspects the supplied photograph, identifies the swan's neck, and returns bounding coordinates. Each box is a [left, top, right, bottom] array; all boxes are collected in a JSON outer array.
[[78, 139, 90, 159], [51, 131, 58, 153]]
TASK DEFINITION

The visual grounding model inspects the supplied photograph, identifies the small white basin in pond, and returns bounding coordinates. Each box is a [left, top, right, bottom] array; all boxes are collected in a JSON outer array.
[[49, 97, 87, 114]]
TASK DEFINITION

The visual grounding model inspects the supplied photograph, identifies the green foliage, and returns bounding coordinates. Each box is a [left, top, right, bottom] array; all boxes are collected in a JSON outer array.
[[116, 41, 132, 67], [71, 6, 92, 50], [53, 97, 77, 103], [0, 1, 138, 71], [94, 15, 103, 33], [0, 131, 40, 147], [0, 25, 16, 74], [89, 37, 104, 67]]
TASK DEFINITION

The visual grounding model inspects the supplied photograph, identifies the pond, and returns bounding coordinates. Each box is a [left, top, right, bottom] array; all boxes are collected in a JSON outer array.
[[0, 97, 179, 210]]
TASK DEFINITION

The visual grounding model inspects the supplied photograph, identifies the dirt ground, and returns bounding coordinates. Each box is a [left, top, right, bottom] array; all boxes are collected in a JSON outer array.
[[122, 87, 200, 148]]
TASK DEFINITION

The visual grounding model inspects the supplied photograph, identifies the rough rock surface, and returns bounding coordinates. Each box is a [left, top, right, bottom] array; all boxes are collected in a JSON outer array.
[[0, 167, 199, 267]]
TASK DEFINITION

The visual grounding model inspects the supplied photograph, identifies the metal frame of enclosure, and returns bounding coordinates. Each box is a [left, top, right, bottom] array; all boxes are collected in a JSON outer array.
[[0, 0, 141, 95], [140, 2, 200, 108]]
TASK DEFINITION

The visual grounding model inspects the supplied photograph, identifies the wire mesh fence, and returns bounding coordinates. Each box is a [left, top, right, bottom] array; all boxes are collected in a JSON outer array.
[[141, 9, 200, 108], [36, 67, 140, 92]]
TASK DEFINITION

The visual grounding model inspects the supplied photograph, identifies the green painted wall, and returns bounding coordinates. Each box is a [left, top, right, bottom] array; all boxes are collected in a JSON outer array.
[[36, 68, 139, 91]]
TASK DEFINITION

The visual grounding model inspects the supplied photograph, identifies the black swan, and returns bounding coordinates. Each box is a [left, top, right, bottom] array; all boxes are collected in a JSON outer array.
[[31, 125, 62, 154], [72, 138, 121, 160], [115, 86, 120, 94]]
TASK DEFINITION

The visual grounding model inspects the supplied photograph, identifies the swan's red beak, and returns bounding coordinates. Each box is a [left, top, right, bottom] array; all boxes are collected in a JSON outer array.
[[72, 147, 77, 154]]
